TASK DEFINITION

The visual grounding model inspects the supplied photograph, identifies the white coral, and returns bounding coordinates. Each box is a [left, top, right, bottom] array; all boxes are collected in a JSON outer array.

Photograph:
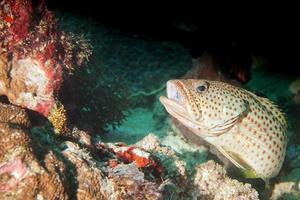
[[193, 160, 259, 200]]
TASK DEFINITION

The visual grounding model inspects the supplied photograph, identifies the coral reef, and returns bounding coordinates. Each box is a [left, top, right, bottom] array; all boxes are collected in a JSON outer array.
[[0, 0, 91, 134], [135, 134, 259, 200], [105, 163, 162, 199], [193, 160, 259, 200], [61, 141, 105, 199], [0, 102, 164, 199], [0, 103, 69, 200], [48, 101, 68, 134], [0, 106, 259, 200], [271, 181, 300, 200]]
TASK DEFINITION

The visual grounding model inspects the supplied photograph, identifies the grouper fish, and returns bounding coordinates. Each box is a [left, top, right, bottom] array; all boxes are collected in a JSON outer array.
[[159, 79, 287, 181]]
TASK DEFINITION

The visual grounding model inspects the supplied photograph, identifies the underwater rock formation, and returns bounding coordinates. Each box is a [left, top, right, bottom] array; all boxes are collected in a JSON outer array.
[[271, 181, 300, 200], [183, 52, 245, 86], [135, 134, 260, 199], [289, 78, 300, 95], [105, 163, 162, 199], [0, 103, 161, 199], [61, 141, 105, 199], [0, 0, 91, 133], [0, 102, 162, 199], [0, 103, 69, 199], [0, 102, 260, 199], [193, 160, 259, 200], [289, 78, 300, 104]]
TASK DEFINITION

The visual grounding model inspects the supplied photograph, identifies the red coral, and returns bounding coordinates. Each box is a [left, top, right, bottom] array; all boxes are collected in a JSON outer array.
[[7, 0, 32, 42]]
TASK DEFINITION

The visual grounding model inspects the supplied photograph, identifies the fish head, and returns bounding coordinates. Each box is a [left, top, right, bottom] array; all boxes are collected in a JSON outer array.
[[160, 79, 248, 135]]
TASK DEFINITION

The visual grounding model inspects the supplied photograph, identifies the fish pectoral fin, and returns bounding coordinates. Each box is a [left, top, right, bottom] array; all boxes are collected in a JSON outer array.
[[242, 168, 259, 179], [214, 145, 260, 178], [214, 145, 252, 171]]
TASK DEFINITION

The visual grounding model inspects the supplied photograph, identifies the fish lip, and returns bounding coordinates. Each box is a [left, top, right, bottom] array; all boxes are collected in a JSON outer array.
[[160, 96, 202, 125], [159, 96, 187, 116]]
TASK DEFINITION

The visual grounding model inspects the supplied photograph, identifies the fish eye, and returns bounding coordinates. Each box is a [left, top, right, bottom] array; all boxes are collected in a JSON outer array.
[[196, 82, 209, 93]]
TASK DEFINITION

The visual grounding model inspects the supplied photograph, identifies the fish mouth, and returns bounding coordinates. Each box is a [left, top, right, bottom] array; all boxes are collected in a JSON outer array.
[[159, 96, 187, 118], [160, 80, 188, 118], [160, 80, 202, 128], [159, 96, 203, 131]]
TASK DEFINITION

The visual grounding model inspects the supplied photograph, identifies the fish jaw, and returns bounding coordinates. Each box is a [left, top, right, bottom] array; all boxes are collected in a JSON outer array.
[[161, 80, 202, 129], [159, 96, 207, 137], [166, 80, 202, 120]]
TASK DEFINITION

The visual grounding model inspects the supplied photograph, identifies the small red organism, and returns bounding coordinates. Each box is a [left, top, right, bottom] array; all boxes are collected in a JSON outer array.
[[111, 145, 162, 171]]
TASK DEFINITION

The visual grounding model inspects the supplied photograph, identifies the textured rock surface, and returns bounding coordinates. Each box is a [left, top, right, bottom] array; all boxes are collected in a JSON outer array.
[[0, 103, 69, 200], [0, 103, 163, 200], [193, 160, 259, 200], [0, 0, 91, 119], [61, 141, 105, 200], [105, 163, 162, 200], [135, 134, 259, 200], [0, 104, 261, 199], [271, 182, 300, 200]]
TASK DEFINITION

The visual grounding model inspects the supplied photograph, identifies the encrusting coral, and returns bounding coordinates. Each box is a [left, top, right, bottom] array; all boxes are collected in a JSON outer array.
[[0, 103, 163, 199], [0, 0, 91, 134], [0, 103, 69, 200], [48, 101, 68, 134], [193, 160, 259, 200], [0, 102, 261, 199], [135, 134, 259, 199]]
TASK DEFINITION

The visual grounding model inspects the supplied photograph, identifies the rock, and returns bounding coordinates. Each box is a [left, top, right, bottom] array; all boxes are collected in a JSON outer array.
[[289, 79, 300, 104], [0, 105, 261, 199], [183, 52, 244, 87], [293, 91, 300, 105], [271, 182, 300, 200], [70, 126, 92, 145], [0, 0, 91, 134], [135, 133, 162, 151], [0, 103, 164, 200], [289, 79, 300, 94], [61, 141, 105, 200], [0, 103, 31, 128], [0, 0, 63, 118], [0, 103, 69, 200], [105, 163, 162, 200], [193, 160, 259, 200]]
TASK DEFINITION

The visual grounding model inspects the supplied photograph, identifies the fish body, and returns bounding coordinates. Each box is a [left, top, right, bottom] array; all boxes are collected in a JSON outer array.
[[160, 79, 287, 180]]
